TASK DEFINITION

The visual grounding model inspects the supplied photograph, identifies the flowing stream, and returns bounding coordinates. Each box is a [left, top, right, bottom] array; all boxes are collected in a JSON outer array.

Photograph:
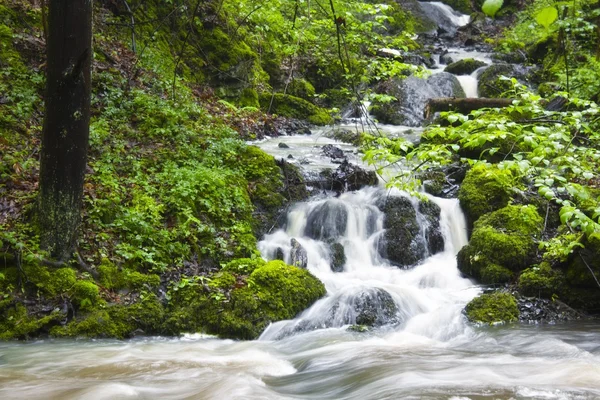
[[1, 177, 600, 398], [2, 5, 600, 400]]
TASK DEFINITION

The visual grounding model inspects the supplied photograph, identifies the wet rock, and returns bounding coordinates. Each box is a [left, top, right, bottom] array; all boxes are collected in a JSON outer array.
[[290, 238, 308, 269], [329, 242, 346, 272], [354, 288, 400, 326], [278, 142, 290, 148], [376, 195, 426, 267], [492, 50, 527, 64], [321, 144, 346, 161], [444, 58, 487, 75], [371, 72, 465, 126], [315, 160, 378, 193], [418, 200, 444, 255], [305, 202, 348, 241], [440, 53, 456, 65], [517, 297, 583, 323]]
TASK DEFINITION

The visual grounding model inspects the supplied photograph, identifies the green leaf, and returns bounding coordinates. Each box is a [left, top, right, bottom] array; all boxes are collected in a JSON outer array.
[[481, 0, 504, 17], [536, 7, 558, 29]]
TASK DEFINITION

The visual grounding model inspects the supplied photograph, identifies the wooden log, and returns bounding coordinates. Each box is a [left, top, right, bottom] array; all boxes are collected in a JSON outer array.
[[424, 97, 514, 119]]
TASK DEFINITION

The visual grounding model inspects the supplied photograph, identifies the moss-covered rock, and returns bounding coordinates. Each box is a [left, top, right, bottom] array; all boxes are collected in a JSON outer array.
[[457, 205, 543, 281], [287, 78, 316, 100], [518, 262, 565, 298], [444, 58, 487, 75], [24, 266, 77, 297], [51, 295, 165, 339], [465, 292, 519, 324], [164, 260, 326, 339], [0, 303, 63, 340], [259, 93, 333, 125], [222, 257, 266, 275], [477, 64, 536, 98], [458, 163, 516, 227]]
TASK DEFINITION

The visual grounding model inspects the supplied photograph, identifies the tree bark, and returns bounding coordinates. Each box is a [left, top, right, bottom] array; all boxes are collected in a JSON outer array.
[[38, 0, 92, 260], [424, 97, 514, 119]]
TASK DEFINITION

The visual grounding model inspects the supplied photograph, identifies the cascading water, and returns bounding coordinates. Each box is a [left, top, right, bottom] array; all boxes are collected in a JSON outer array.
[[258, 187, 478, 341]]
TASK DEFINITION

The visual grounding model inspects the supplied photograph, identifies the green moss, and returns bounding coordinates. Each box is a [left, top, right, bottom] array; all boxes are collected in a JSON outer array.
[[518, 263, 564, 298], [24, 266, 77, 297], [481, 263, 513, 284], [125, 271, 161, 290], [259, 93, 333, 125], [287, 79, 316, 100], [239, 88, 260, 108], [72, 281, 100, 310], [0, 303, 63, 340], [97, 259, 125, 289], [164, 260, 325, 339], [465, 292, 519, 324], [51, 295, 165, 339], [444, 58, 487, 75], [458, 164, 516, 226], [248, 260, 326, 319], [476, 204, 543, 235], [458, 205, 543, 280], [222, 257, 266, 275], [416, 170, 446, 196]]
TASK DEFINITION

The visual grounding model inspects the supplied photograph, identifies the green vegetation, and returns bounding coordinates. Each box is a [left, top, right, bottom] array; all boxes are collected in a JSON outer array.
[[465, 292, 519, 324]]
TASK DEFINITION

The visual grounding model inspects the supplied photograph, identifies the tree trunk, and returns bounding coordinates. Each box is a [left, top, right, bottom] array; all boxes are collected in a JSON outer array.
[[38, 0, 92, 260], [424, 97, 514, 119]]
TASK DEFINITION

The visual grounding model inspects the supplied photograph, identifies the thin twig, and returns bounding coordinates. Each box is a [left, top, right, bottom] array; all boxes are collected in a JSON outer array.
[[121, 0, 137, 53]]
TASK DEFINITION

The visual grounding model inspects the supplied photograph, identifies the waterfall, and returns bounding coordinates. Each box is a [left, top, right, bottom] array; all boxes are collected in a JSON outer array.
[[258, 187, 478, 341]]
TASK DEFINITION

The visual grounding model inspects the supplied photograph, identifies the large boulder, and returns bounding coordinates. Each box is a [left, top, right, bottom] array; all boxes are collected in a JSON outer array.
[[458, 163, 515, 228], [457, 205, 543, 283], [304, 201, 349, 241], [371, 73, 465, 126], [418, 200, 445, 254]]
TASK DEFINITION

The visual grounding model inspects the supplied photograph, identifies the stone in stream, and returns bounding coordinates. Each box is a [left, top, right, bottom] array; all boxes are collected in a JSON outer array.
[[353, 288, 400, 326], [444, 58, 487, 75], [290, 238, 308, 269], [376, 195, 444, 268], [305, 202, 348, 241], [278, 142, 290, 148], [314, 160, 378, 194], [329, 242, 346, 272], [274, 247, 285, 261], [321, 144, 346, 161]]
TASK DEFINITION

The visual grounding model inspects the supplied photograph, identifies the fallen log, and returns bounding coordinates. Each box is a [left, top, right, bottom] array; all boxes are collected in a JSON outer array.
[[424, 97, 514, 119]]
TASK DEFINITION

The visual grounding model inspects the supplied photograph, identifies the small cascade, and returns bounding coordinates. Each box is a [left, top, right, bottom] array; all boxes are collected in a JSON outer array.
[[456, 69, 479, 98], [418, 1, 470, 36], [258, 187, 478, 341]]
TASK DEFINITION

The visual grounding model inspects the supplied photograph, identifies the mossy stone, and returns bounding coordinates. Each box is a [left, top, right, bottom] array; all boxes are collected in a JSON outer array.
[[458, 163, 515, 227], [259, 93, 333, 125], [465, 292, 519, 324], [518, 263, 565, 298], [444, 58, 487, 75], [222, 257, 266, 275], [458, 205, 543, 280], [287, 78, 316, 100]]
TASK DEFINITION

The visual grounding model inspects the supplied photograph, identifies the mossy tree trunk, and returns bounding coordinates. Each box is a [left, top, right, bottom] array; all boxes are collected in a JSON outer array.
[[39, 0, 92, 260]]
